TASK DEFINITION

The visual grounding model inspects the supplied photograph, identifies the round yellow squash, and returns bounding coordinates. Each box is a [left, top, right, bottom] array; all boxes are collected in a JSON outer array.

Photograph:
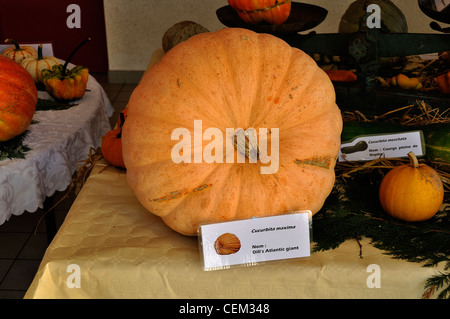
[[379, 152, 444, 222], [122, 28, 343, 236]]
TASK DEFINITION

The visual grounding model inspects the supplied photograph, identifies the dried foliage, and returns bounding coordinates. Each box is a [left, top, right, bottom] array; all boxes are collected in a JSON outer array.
[[315, 101, 450, 299]]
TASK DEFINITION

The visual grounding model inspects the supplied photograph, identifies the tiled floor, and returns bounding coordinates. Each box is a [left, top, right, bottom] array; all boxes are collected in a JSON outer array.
[[0, 72, 139, 299]]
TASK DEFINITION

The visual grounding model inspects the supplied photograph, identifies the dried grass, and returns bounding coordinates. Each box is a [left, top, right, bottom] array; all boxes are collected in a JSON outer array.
[[343, 100, 449, 125], [339, 101, 450, 192], [34, 147, 105, 233]]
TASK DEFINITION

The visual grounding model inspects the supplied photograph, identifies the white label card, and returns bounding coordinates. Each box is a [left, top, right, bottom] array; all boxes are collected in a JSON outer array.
[[338, 131, 425, 162], [198, 212, 311, 271]]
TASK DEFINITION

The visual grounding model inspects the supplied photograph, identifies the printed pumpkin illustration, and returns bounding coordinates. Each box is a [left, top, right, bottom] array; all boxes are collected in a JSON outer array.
[[214, 233, 241, 255]]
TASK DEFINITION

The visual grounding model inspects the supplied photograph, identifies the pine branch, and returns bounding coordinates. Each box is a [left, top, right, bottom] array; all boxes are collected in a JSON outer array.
[[36, 98, 77, 111], [423, 269, 450, 299], [312, 168, 450, 299], [0, 130, 31, 161]]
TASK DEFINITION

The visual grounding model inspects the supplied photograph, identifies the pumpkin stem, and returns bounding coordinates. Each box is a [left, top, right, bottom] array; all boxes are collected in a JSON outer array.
[[5, 39, 21, 50], [407, 151, 420, 168], [62, 37, 91, 76], [233, 129, 260, 161], [37, 44, 43, 60], [119, 112, 126, 129], [117, 112, 126, 139]]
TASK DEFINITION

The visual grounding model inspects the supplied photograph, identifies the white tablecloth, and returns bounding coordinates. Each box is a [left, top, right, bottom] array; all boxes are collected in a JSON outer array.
[[0, 75, 114, 224]]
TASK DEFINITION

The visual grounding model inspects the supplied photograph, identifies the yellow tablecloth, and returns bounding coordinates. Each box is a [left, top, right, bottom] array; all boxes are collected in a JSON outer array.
[[24, 159, 445, 299]]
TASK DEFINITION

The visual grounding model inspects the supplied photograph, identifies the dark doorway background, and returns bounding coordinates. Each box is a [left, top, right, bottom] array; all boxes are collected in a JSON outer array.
[[0, 0, 109, 72]]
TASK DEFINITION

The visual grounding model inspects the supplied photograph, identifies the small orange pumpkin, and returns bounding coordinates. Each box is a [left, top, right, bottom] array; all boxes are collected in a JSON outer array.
[[0, 55, 37, 142], [42, 65, 89, 101], [379, 152, 444, 222], [41, 38, 91, 101], [101, 128, 125, 168], [228, 0, 291, 25], [101, 112, 126, 168]]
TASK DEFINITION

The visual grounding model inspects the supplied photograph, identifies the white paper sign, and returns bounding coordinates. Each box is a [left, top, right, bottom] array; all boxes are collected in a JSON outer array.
[[339, 131, 425, 162], [198, 211, 311, 271]]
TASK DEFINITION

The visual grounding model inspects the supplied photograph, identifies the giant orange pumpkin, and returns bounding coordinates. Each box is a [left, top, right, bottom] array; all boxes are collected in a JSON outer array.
[[122, 28, 342, 236], [0, 55, 37, 142], [228, 0, 291, 25], [101, 128, 125, 168]]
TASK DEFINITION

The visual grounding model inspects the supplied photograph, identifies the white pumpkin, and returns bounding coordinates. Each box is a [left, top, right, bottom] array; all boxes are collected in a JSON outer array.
[[21, 44, 60, 83]]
